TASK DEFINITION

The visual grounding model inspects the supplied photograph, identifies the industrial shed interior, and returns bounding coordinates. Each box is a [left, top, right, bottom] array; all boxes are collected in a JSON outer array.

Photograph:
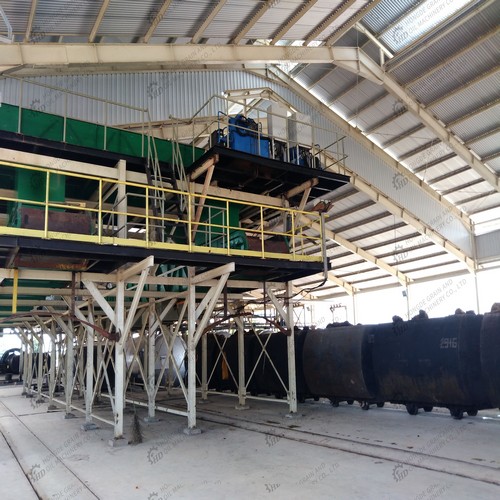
[[0, 1, 499, 499]]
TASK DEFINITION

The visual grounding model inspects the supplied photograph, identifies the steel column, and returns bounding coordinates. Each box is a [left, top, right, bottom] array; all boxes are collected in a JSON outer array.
[[65, 325, 74, 418], [185, 267, 200, 433], [146, 299, 157, 421], [113, 278, 125, 439], [285, 282, 297, 414]]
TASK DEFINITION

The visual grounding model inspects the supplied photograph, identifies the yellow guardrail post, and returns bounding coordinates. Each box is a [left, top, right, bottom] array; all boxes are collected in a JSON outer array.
[[44, 171, 50, 238], [226, 200, 230, 256], [145, 186, 149, 247], [12, 268, 18, 314], [188, 191, 193, 252], [260, 206, 265, 258], [98, 179, 103, 244]]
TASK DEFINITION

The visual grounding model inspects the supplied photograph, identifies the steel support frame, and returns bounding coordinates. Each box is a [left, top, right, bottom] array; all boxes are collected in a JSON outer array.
[[265, 283, 297, 414]]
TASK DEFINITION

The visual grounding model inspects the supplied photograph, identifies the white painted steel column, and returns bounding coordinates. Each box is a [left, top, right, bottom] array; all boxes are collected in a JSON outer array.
[[201, 333, 208, 400], [65, 327, 74, 418], [167, 328, 174, 394], [185, 267, 200, 433], [47, 331, 57, 410], [26, 334, 34, 396], [146, 299, 157, 421], [21, 333, 29, 395], [77, 329, 85, 398], [237, 322, 247, 408], [83, 309, 96, 429], [114, 279, 126, 439], [286, 282, 297, 414], [36, 333, 44, 403], [96, 333, 103, 402]]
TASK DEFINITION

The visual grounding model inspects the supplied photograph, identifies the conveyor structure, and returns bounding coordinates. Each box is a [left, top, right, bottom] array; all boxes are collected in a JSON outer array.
[[0, 90, 349, 438]]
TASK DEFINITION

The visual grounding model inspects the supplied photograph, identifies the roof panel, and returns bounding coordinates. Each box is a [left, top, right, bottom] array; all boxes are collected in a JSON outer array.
[[153, 0, 211, 37], [245, 1, 299, 39], [203, 0, 257, 38], [450, 102, 500, 142], [283, 0, 345, 41], [32, 0, 102, 36], [468, 130, 500, 159], [407, 34, 500, 106], [388, 1, 500, 84], [294, 64, 335, 89], [405, 261, 468, 281], [362, 0, 418, 35], [485, 156, 500, 174]]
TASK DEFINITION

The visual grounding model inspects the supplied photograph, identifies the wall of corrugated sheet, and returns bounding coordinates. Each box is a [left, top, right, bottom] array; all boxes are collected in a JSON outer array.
[[0, 70, 474, 255]]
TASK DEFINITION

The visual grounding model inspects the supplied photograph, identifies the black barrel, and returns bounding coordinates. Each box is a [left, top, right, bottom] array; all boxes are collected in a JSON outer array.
[[480, 312, 500, 407], [371, 315, 490, 408], [251, 329, 310, 401], [303, 326, 378, 401]]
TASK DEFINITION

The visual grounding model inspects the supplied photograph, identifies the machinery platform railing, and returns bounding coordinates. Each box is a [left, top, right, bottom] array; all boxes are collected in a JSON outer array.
[[0, 160, 324, 263]]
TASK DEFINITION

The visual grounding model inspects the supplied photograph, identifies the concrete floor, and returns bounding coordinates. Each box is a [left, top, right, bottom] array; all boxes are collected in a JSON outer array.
[[0, 384, 499, 500]]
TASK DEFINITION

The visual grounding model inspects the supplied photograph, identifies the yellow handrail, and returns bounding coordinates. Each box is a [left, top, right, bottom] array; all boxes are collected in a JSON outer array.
[[0, 160, 324, 263]]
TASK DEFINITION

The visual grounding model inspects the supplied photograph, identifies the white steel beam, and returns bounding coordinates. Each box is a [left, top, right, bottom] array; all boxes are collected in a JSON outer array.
[[191, 0, 227, 44], [327, 271, 355, 295], [0, 44, 383, 83], [141, 0, 173, 43], [82, 280, 117, 328], [0, 268, 282, 291], [300, 214, 410, 286], [362, 58, 500, 192], [231, 0, 276, 44], [271, 1, 318, 45], [266, 68, 476, 265], [304, 0, 360, 45], [24, 0, 38, 42], [88, 0, 111, 43]]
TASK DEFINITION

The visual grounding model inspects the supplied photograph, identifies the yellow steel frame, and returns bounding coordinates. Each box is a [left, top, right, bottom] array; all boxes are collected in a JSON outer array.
[[0, 160, 324, 263]]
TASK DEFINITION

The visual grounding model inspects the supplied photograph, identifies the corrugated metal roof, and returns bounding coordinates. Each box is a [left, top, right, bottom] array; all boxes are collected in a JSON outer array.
[[203, 0, 257, 39], [97, 0, 161, 36], [407, 34, 500, 109], [1, 0, 32, 32], [311, 0, 370, 41], [282, 0, 345, 41], [0, 0, 497, 295], [468, 130, 500, 158], [31, 0, 102, 37], [245, 1, 299, 39], [294, 64, 335, 89], [153, 0, 209, 37], [387, 1, 500, 84], [427, 70, 500, 123], [362, 0, 423, 35], [485, 156, 500, 174], [450, 102, 500, 141]]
